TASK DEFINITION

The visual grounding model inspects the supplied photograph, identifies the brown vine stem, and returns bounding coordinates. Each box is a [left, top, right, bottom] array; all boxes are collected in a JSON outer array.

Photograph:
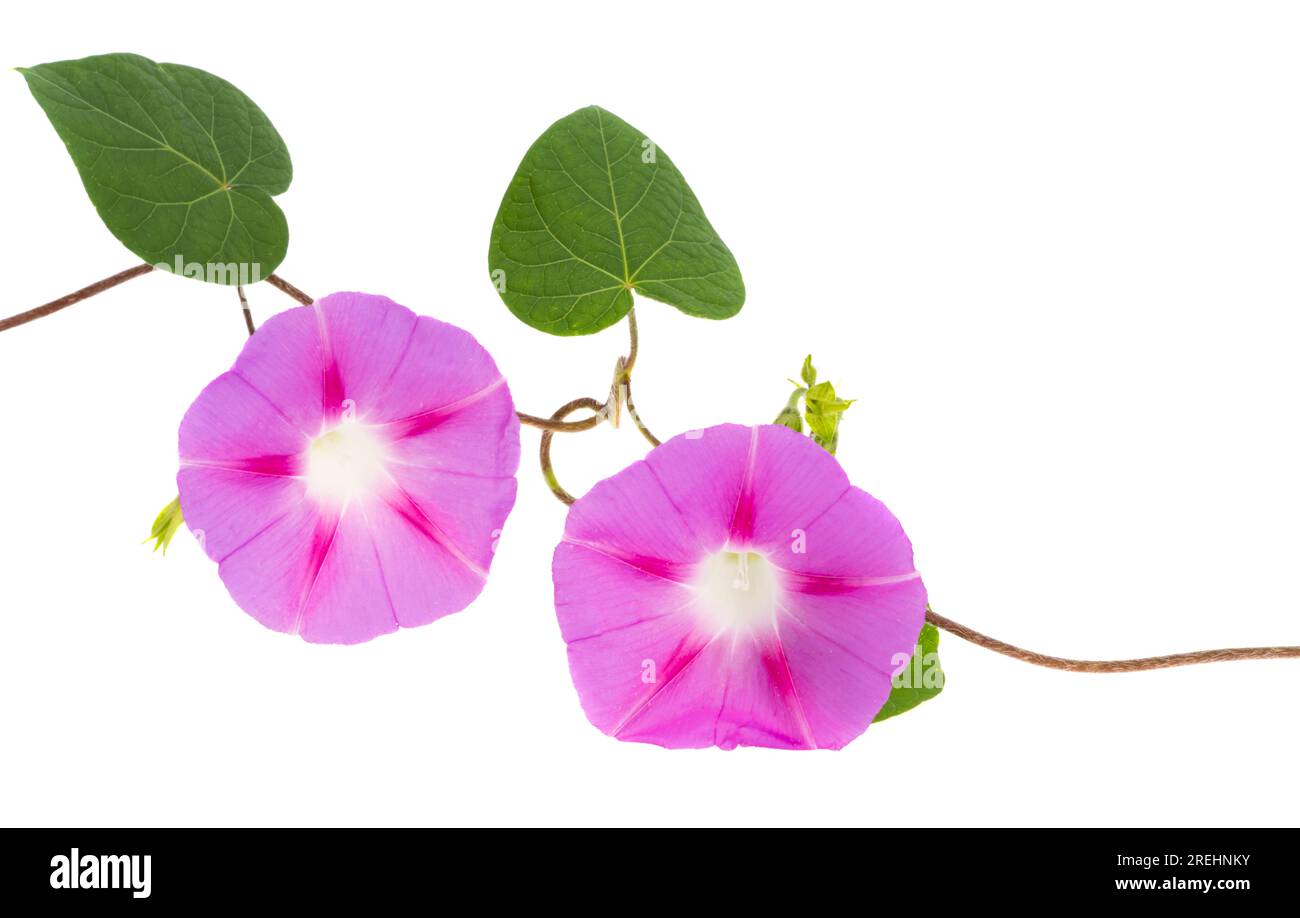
[[2, 267, 659, 445], [5, 266, 1295, 670], [237, 286, 256, 335], [265, 273, 313, 306], [926, 607, 1300, 672], [1, 266, 315, 335], [0, 263, 155, 333]]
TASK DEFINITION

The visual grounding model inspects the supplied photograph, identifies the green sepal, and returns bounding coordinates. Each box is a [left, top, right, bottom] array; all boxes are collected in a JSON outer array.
[[804, 380, 854, 455], [774, 387, 806, 433], [800, 354, 817, 388], [145, 496, 184, 555]]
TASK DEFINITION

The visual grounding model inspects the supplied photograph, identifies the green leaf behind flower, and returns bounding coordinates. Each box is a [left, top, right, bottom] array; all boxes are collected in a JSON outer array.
[[772, 356, 937, 723], [874, 619, 945, 723]]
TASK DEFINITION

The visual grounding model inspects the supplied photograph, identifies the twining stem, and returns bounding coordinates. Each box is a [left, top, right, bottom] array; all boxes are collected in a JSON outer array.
[[538, 397, 606, 505], [613, 309, 659, 444], [516, 409, 605, 433], [524, 306, 663, 504], [517, 307, 657, 437], [0, 263, 155, 333], [926, 607, 1300, 672], [620, 368, 661, 448]]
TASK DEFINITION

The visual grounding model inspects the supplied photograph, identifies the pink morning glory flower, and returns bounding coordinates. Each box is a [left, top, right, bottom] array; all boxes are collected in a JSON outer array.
[[178, 292, 520, 644], [552, 423, 926, 749]]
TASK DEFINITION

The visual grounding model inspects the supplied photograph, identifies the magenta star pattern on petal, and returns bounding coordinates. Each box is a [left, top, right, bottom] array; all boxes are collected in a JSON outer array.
[[552, 423, 926, 749], [178, 292, 520, 644]]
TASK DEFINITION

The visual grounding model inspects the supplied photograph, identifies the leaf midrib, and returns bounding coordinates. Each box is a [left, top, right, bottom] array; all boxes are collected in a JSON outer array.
[[594, 108, 632, 285]]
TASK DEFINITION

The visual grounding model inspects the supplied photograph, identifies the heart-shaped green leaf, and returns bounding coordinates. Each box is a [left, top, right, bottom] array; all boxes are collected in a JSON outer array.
[[874, 620, 945, 723], [19, 53, 292, 284], [488, 106, 744, 335]]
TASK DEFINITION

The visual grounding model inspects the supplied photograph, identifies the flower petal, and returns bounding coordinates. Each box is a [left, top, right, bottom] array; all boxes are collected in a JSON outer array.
[[221, 305, 327, 436], [293, 505, 400, 644], [729, 423, 851, 551], [323, 295, 507, 425], [770, 486, 921, 589], [382, 381, 521, 478], [554, 540, 699, 731], [178, 372, 308, 467], [552, 422, 927, 749], [178, 292, 520, 644], [562, 459, 707, 572], [387, 467, 515, 575], [640, 423, 752, 554], [176, 466, 305, 564], [613, 635, 821, 750], [313, 292, 417, 420], [364, 509, 486, 629], [211, 499, 332, 635], [775, 579, 928, 749]]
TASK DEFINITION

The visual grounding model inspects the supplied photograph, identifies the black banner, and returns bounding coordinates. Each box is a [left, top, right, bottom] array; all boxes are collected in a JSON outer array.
[[0, 828, 1289, 907]]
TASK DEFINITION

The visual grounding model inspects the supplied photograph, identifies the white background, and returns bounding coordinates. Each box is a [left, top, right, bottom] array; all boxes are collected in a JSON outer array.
[[1, 1, 1297, 828]]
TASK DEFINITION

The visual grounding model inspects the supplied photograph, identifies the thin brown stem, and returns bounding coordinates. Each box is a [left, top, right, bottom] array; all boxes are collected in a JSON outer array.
[[926, 607, 1300, 672], [237, 286, 256, 336], [265, 273, 314, 305], [1, 263, 154, 334], [539, 397, 606, 505]]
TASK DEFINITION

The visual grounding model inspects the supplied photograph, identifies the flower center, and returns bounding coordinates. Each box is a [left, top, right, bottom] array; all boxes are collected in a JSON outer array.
[[692, 550, 781, 634], [305, 422, 390, 505]]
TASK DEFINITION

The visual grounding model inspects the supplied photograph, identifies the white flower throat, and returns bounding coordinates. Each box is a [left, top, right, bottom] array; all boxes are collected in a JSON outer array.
[[305, 421, 390, 505], [693, 550, 781, 634]]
